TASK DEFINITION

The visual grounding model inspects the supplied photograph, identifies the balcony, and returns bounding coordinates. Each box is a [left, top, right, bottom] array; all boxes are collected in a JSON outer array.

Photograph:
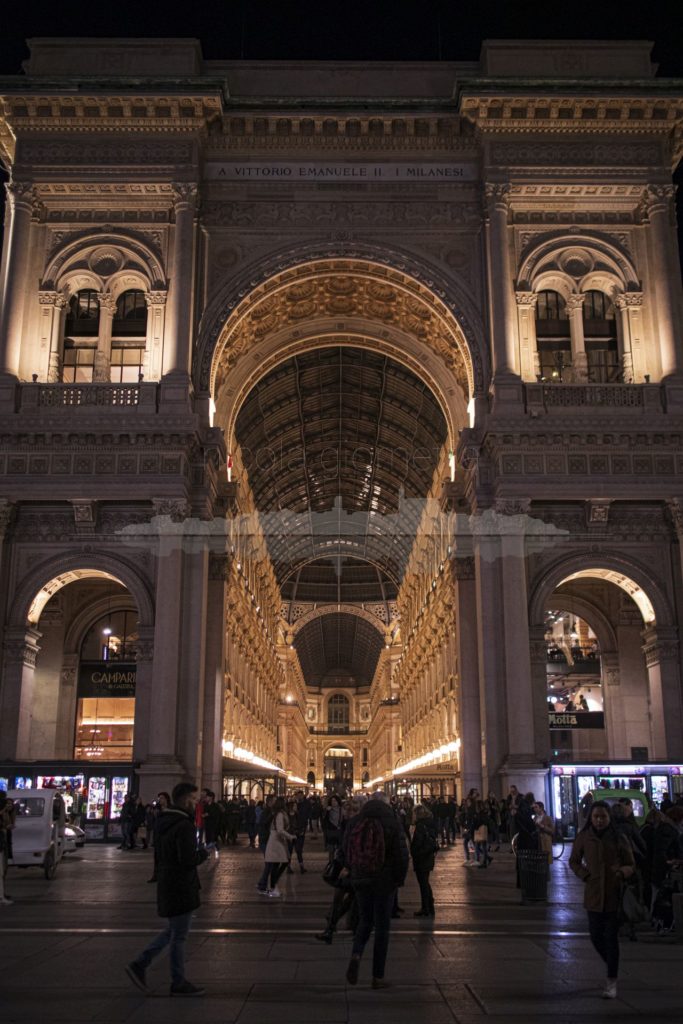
[[309, 726, 368, 735], [524, 383, 664, 415], [16, 382, 159, 412]]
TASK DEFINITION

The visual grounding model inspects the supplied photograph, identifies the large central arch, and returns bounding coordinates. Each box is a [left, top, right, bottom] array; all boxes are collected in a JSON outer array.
[[196, 248, 486, 447]]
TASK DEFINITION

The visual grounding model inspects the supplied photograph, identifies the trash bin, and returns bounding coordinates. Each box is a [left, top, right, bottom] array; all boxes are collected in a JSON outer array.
[[517, 848, 549, 903]]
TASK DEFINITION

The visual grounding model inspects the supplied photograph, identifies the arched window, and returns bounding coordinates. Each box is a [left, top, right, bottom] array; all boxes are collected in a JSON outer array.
[[111, 290, 148, 383], [62, 290, 99, 382], [328, 693, 350, 732], [582, 290, 619, 383], [535, 290, 571, 381]]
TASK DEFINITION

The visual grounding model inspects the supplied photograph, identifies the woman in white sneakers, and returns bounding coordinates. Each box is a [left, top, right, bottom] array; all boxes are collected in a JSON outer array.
[[262, 797, 295, 897]]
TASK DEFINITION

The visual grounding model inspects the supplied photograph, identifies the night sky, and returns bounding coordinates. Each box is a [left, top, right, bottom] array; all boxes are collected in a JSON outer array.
[[0, 1, 682, 270], [0, 1, 682, 72]]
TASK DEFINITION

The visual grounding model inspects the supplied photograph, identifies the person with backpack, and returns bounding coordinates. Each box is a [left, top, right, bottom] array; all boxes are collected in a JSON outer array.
[[125, 781, 208, 997], [569, 799, 635, 1000], [343, 791, 409, 989], [411, 804, 439, 917]]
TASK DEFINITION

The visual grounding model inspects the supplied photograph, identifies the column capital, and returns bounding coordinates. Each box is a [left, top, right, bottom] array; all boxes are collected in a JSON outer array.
[[172, 182, 199, 212], [484, 182, 511, 210], [5, 180, 36, 214], [209, 552, 232, 581], [0, 499, 16, 539], [641, 625, 679, 667], [615, 291, 643, 310], [145, 290, 168, 307], [642, 183, 675, 216], [494, 497, 531, 518], [666, 498, 683, 537], [565, 293, 586, 312], [529, 624, 548, 666], [152, 497, 191, 522], [3, 626, 42, 667], [96, 291, 117, 315], [38, 289, 68, 309], [515, 290, 538, 308], [451, 555, 475, 581], [135, 626, 156, 664]]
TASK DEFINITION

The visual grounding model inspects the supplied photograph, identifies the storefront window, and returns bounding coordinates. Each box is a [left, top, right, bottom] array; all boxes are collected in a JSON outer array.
[[546, 610, 605, 759], [86, 777, 107, 820], [650, 774, 671, 808], [74, 609, 137, 761], [111, 777, 129, 819]]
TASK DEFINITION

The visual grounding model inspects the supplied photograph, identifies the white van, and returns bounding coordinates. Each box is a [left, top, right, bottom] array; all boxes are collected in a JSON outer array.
[[7, 789, 66, 879]]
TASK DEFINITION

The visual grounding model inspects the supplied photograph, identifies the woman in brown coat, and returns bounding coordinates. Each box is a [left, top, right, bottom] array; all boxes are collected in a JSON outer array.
[[569, 800, 635, 1001]]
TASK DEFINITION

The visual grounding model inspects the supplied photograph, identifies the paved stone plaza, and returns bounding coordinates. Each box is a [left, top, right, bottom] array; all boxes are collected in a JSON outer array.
[[1, 838, 680, 1023]]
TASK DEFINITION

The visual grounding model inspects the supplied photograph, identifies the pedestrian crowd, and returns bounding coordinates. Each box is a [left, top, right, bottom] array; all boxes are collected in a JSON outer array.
[[3, 776, 680, 1000]]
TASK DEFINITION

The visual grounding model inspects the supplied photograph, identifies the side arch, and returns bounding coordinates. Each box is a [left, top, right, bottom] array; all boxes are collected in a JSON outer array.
[[11, 551, 155, 629], [528, 550, 672, 629]]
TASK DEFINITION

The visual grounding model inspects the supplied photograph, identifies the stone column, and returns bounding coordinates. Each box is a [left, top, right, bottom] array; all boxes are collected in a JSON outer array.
[[566, 294, 588, 382], [54, 653, 79, 759], [162, 183, 198, 390], [529, 624, 551, 761], [202, 554, 229, 794], [614, 293, 644, 383], [641, 626, 683, 761], [515, 291, 539, 381], [94, 293, 115, 382], [135, 501, 188, 799], [452, 555, 483, 796], [38, 291, 68, 382], [177, 541, 209, 783], [599, 652, 625, 758], [131, 627, 155, 765], [0, 501, 15, 586], [643, 186, 683, 379], [143, 290, 167, 381], [484, 184, 521, 390], [0, 627, 41, 758], [472, 529, 505, 794], [0, 182, 35, 380]]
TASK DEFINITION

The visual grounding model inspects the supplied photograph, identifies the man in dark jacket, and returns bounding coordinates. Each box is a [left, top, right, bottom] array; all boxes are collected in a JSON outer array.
[[344, 792, 409, 989], [126, 781, 208, 997]]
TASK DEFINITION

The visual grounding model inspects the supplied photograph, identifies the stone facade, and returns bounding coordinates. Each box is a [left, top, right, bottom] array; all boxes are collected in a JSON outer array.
[[0, 38, 682, 800]]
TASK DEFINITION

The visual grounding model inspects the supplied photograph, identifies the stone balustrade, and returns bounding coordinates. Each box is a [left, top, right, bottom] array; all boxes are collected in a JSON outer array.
[[524, 382, 664, 414], [17, 381, 159, 411]]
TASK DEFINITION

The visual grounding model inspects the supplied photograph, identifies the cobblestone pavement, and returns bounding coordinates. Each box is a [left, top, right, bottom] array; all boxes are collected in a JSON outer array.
[[0, 835, 680, 1022]]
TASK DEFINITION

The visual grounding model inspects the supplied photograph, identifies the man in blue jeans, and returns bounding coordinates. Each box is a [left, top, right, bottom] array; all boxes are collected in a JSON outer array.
[[344, 792, 409, 989], [126, 781, 208, 996]]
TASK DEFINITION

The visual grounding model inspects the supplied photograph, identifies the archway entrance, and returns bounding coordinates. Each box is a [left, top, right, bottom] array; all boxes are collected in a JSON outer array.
[[0, 564, 153, 838], [208, 258, 478, 792], [532, 562, 683, 831], [324, 747, 354, 794]]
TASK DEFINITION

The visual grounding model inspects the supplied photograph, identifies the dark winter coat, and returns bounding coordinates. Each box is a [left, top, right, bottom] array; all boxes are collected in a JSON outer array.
[[651, 819, 680, 886], [569, 825, 635, 912], [344, 799, 409, 895], [155, 807, 208, 918], [411, 815, 439, 872]]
